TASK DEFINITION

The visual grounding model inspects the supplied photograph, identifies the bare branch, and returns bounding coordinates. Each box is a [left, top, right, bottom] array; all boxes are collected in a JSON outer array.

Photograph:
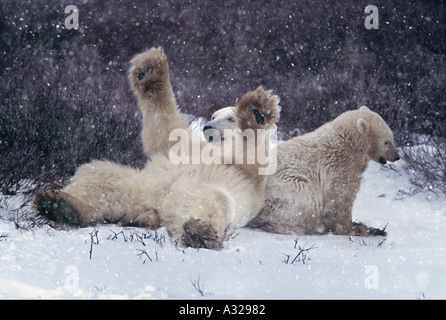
[[136, 249, 152, 263], [190, 276, 205, 296], [89, 229, 99, 259], [283, 239, 317, 265]]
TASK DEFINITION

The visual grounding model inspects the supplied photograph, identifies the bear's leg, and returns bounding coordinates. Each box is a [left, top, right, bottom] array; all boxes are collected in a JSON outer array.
[[231, 87, 281, 185], [158, 176, 232, 249], [323, 206, 353, 235], [34, 190, 89, 226], [321, 179, 357, 235], [128, 47, 190, 157], [131, 209, 161, 229], [35, 160, 147, 227], [322, 182, 386, 237]]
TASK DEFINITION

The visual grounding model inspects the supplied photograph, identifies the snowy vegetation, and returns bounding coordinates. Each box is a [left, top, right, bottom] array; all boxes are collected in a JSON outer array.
[[1, 162, 445, 299]]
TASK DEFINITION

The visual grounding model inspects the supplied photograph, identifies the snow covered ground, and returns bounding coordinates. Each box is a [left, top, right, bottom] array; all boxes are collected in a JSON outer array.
[[1, 161, 445, 299]]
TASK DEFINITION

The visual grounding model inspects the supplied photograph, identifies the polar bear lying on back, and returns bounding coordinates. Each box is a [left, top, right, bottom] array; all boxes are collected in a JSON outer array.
[[204, 106, 400, 236], [34, 47, 281, 249]]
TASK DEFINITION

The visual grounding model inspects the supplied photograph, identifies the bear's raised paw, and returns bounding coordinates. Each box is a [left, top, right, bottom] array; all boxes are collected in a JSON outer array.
[[235, 86, 281, 131], [129, 47, 169, 99]]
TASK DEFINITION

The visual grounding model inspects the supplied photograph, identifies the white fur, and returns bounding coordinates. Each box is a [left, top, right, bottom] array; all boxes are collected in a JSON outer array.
[[208, 105, 399, 236], [203, 107, 238, 142], [35, 48, 280, 249]]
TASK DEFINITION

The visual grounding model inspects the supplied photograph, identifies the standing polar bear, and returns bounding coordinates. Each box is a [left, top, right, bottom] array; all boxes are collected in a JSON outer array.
[[205, 106, 399, 236], [34, 47, 281, 249]]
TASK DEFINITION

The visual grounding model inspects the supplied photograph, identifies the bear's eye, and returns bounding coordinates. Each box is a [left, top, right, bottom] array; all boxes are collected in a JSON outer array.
[[384, 140, 390, 145], [228, 117, 235, 122], [138, 72, 145, 81], [211, 116, 215, 121]]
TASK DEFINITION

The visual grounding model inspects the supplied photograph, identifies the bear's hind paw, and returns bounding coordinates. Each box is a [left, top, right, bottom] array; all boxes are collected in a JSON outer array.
[[181, 218, 223, 250], [34, 190, 82, 226]]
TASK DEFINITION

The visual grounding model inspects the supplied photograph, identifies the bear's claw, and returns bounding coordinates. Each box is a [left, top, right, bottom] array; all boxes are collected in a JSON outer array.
[[352, 221, 387, 237], [235, 86, 281, 131]]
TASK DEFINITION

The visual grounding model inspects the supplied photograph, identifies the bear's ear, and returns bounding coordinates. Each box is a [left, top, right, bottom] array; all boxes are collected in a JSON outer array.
[[357, 118, 369, 134], [359, 106, 370, 111]]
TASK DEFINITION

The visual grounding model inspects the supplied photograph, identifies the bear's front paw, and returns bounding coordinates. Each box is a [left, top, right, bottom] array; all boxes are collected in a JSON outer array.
[[235, 86, 281, 131], [352, 221, 387, 237], [128, 47, 169, 98]]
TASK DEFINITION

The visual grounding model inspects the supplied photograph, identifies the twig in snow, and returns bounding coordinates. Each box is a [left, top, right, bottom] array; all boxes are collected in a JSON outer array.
[[377, 238, 387, 247], [190, 276, 205, 296], [0, 232, 9, 241], [89, 229, 99, 259], [290, 244, 317, 264], [136, 248, 159, 263], [136, 249, 152, 263], [283, 238, 317, 265], [133, 232, 145, 246], [108, 229, 127, 241]]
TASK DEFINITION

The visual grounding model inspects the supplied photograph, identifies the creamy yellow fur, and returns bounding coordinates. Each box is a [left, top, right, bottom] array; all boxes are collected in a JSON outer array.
[[248, 106, 399, 236]]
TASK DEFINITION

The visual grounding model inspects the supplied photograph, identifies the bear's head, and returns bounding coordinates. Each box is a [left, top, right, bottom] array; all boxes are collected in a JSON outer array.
[[203, 106, 238, 142], [356, 106, 400, 164]]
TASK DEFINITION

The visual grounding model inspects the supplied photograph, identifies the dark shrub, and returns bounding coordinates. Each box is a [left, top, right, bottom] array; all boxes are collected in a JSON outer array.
[[0, 0, 444, 196]]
